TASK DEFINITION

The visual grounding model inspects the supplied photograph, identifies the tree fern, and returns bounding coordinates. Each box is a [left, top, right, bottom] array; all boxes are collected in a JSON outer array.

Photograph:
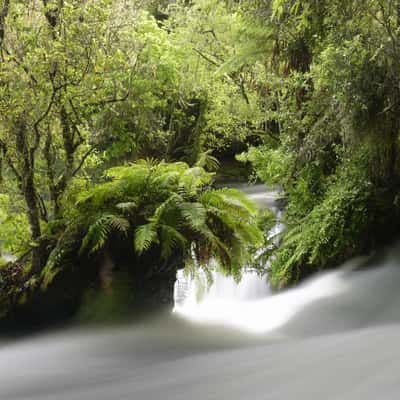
[[71, 159, 263, 279]]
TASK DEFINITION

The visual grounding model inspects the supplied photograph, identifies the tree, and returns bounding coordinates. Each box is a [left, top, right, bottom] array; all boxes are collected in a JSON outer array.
[[236, 0, 400, 287], [165, 0, 265, 156], [0, 0, 141, 272]]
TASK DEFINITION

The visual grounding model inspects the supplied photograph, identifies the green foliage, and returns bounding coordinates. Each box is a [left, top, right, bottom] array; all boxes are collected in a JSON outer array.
[[0, 194, 30, 255], [0, 0, 268, 280], [165, 0, 265, 154], [80, 214, 130, 255], [195, 150, 221, 172], [237, 146, 291, 186], [3, 0, 400, 314], [269, 152, 374, 288], [134, 223, 159, 254], [43, 160, 263, 286], [235, 0, 400, 287]]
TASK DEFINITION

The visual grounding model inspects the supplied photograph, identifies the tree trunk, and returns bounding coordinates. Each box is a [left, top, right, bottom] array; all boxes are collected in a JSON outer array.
[[15, 119, 43, 273], [24, 173, 43, 273], [0, 0, 10, 51]]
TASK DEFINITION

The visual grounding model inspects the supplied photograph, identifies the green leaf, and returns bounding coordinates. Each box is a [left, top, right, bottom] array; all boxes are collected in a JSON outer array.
[[134, 223, 158, 253]]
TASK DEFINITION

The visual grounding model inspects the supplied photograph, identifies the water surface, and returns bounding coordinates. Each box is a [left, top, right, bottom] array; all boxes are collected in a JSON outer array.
[[2, 184, 400, 399]]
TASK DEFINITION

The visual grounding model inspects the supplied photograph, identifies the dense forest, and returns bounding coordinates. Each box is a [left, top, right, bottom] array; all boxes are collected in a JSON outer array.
[[1, 0, 400, 324]]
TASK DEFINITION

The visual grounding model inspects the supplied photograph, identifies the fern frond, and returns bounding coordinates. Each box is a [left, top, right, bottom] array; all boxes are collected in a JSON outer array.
[[134, 223, 158, 253], [108, 217, 130, 236], [80, 214, 129, 254], [195, 150, 220, 172], [159, 225, 188, 260], [179, 202, 207, 231], [153, 193, 184, 225], [215, 188, 258, 214], [80, 216, 112, 255], [151, 171, 181, 191], [234, 223, 264, 246]]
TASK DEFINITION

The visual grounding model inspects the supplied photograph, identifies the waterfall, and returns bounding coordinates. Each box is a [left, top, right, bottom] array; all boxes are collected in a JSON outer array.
[[174, 183, 284, 323]]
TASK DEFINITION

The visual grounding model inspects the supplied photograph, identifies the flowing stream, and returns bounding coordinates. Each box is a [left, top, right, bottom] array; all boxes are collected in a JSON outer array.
[[2, 184, 400, 399], [174, 184, 282, 330]]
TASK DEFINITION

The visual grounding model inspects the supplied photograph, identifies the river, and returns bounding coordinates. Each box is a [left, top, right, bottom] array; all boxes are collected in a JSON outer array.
[[2, 184, 400, 399]]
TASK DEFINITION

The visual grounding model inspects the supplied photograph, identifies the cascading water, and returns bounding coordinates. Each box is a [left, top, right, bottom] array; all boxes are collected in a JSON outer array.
[[174, 184, 283, 329]]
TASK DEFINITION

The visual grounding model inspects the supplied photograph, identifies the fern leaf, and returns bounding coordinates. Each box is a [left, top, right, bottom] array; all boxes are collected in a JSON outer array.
[[80, 214, 130, 254], [134, 223, 158, 253], [234, 223, 264, 246], [80, 217, 111, 255], [195, 150, 220, 172], [109, 217, 130, 236], [159, 225, 188, 260], [179, 202, 207, 231]]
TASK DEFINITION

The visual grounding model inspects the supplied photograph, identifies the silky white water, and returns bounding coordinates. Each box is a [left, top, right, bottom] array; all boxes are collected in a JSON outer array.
[[174, 184, 284, 332], [2, 184, 400, 399]]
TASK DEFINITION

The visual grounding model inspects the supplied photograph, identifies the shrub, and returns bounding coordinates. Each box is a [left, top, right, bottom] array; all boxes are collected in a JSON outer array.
[[43, 159, 264, 286]]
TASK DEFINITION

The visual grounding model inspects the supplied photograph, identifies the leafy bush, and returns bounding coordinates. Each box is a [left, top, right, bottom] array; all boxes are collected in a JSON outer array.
[[237, 146, 291, 186], [269, 151, 377, 288], [43, 160, 263, 285]]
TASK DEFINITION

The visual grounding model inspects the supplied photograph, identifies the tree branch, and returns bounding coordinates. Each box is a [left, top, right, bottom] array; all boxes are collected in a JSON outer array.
[[31, 89, 58, 164], [37, 192, 48, 222], [193, 48, 250, 104], [0, 138, 22, 182], [0, 0, 10, 51], [72, 146, 95, 177], [193, 48, 219, 66]]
